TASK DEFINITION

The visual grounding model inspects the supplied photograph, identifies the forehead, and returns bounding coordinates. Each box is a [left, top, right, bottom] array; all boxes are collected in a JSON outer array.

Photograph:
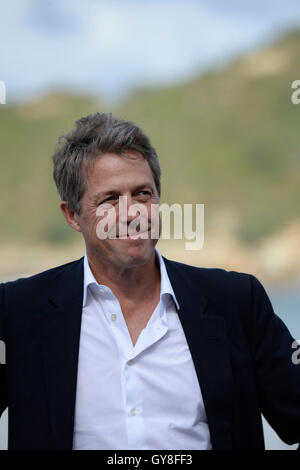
[[83, 151, 155, 191]]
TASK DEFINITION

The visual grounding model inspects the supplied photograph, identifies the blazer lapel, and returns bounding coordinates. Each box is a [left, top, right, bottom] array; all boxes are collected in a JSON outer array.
[[163, 257, 234, 450], [37, 257, 84, 449]]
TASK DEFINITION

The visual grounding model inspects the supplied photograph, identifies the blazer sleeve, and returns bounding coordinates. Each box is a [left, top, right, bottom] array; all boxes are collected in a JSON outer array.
[[248, 274, 300, 446], [0, 283, 8, 417]]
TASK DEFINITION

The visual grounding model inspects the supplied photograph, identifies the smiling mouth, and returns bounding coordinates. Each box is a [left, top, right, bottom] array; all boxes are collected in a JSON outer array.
[[114, 229, 150, 239]]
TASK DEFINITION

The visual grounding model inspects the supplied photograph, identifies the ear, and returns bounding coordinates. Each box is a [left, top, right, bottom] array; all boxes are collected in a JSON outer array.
[[60, 201, 82, 232]]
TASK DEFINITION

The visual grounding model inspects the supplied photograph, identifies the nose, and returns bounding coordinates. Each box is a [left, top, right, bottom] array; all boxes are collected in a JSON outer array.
[[118, 195, 138, 224]]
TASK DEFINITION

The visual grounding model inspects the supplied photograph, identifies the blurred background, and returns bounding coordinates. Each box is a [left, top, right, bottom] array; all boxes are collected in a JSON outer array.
[[0, 0, 300, 450]]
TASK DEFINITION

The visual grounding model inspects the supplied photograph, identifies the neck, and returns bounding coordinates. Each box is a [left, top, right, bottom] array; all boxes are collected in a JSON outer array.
[[86, 250, 161, 304]]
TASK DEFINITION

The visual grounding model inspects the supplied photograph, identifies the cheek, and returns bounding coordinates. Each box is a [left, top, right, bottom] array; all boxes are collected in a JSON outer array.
[[95, 207, 118, 239], [148, 204, 160, 229], [81, 210, 100, 236]]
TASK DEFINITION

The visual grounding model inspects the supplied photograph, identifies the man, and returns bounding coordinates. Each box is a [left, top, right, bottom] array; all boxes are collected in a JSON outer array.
[[0, 112, 300, 450]]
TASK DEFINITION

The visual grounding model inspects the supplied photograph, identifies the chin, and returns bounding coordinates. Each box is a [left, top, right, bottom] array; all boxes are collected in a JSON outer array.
[[117, 242, 155, 266]]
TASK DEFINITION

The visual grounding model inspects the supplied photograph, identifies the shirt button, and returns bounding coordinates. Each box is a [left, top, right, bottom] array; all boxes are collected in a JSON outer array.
[[111, 314, 117, 321], [130, 408, 137, 416], [127, 359, 134, 366]]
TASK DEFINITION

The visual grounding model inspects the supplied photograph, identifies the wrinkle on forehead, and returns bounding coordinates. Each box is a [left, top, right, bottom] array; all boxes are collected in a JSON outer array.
[[82, 150, 145, 179], [81, 151, 155, 202]]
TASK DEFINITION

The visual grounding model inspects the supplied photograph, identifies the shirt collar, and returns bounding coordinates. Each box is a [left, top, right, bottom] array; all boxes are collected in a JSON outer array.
[[82, 248, 180, 310], [155, 248, 180, 310], [82, 252, 98, 307]]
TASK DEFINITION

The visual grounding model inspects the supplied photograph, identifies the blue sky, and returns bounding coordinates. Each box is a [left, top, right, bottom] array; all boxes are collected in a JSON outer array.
[[1, 0, 300, 103]]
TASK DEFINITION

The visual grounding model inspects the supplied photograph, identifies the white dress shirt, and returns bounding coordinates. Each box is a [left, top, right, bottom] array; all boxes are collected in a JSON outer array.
[[72, 248, 212, 450]]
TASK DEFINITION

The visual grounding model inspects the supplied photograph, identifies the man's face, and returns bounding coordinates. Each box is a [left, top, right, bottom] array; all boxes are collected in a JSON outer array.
[[73, 151, 160, 269]]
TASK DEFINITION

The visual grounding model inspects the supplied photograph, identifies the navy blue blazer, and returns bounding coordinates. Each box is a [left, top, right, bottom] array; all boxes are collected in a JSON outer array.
[[0, 256, 300, 450]]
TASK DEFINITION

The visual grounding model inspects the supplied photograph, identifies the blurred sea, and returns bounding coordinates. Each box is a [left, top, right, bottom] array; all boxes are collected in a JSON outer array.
[[0, 281, 299, 450]]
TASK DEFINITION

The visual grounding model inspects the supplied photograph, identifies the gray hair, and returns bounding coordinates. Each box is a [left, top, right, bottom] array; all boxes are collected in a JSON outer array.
[[52, 112, 161, 214]]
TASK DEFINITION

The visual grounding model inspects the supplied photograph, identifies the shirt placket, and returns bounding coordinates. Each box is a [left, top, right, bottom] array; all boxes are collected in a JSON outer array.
[[104, 292, 169, 449]]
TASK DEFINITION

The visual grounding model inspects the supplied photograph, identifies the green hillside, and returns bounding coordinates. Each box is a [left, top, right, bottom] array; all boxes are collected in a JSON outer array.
[[1, 31, 300, 246]]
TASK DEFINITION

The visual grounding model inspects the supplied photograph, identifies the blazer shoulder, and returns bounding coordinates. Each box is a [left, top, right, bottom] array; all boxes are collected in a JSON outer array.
[[163, 256, 253, 288], [1, 257, 83, 293], [162, 256, 268, 315], [163, 257, 271, 331]]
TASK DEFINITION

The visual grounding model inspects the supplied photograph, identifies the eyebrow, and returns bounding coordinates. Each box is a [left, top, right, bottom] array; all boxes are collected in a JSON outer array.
[[91, 182, 155, 202]]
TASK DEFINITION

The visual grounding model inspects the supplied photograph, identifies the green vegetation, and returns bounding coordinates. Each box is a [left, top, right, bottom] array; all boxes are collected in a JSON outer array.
[[1, 31, 300, 246]]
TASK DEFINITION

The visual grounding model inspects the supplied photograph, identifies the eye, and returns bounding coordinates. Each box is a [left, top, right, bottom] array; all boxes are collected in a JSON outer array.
[[137, 190, 151, 198], [99, 195, 117, 204]]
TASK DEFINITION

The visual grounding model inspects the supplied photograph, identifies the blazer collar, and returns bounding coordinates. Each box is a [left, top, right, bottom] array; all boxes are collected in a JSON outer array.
[[38, 257, 84, 449], [163, 256, 234, 450]]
